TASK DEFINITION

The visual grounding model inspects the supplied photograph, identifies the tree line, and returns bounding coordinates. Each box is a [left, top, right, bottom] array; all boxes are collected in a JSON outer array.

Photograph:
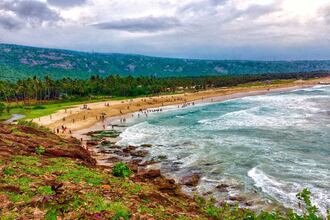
[[0, 71, 329, 105]]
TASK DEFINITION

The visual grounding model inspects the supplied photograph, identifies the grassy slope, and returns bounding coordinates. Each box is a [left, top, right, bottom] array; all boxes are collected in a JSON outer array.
[[0, 156, 205, 219], [0, 124, 207, 219]]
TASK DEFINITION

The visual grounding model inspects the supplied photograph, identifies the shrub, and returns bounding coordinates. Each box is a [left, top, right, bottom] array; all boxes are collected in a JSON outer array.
[[112, 162, 132, 178], [35, 146, 45, 155], [3, 167, 15, 175]]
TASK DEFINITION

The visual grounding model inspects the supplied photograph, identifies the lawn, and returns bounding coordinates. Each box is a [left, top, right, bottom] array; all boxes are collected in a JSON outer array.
[[0, 98, 112, 122]]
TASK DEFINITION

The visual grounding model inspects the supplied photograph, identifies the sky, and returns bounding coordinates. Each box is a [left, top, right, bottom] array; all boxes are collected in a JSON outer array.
[[0, 0, 329, 60]]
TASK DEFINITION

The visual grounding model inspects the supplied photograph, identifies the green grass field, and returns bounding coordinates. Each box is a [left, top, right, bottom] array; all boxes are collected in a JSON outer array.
[[0, 98, 112, 122], [0, 92, 179, 122]]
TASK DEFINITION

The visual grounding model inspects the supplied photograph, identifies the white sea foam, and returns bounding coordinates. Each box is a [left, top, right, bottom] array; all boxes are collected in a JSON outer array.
[[117, 86, 330, 217]]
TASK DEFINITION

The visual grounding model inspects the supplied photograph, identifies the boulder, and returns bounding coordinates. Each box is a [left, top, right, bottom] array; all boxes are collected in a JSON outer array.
[[181, 174, 200, 187], [229, 195, 246, 202], [216, 183, 229, 192], [158, 178, 178, 194], [122, 145, 137, 153], [131, 150, 149, 157], [138, 169, 161, 179]]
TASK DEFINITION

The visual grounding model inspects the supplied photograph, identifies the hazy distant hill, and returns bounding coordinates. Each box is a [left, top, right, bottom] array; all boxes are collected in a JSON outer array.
[[1, 43, 330, 81]]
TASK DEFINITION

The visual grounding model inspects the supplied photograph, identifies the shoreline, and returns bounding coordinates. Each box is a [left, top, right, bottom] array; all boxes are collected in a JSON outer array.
[[71, 82, 326, 141]]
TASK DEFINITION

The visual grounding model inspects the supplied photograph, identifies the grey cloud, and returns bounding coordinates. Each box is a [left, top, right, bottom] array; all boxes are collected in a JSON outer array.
[[0, 0, 60, 25], [47, 0, 88, 8], [218, 2, 281, 24], [0, 14, 22, 30], [179, 0, 227, 15], [93, 16, 181, 32]]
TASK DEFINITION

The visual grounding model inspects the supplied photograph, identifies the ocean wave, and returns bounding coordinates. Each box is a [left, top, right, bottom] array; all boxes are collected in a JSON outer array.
[[117, 85, 330, 216], [248, 167, 329, 216]]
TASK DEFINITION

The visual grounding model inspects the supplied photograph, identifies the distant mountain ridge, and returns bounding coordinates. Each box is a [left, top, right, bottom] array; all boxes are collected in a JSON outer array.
[[1, 43, 330, 81]]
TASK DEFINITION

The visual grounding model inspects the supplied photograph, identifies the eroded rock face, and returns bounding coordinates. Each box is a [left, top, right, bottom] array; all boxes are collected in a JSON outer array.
[[138, 169, 161, 179], [181, 174, 200, 187], [0, 124, 96, 166]]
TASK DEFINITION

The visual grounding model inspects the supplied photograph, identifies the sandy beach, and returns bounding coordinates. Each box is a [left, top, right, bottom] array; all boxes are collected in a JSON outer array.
[[35, 77, 330, 138]]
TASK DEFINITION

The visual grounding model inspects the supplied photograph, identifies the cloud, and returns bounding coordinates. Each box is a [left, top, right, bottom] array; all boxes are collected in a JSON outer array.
[[217, 2, 282, 24], [179, 0, 228, 14], [0, 14, 22, 30], [320, 4, 330, 24], [47, 0, 88, 8], [0, 0, 60, 26], [0, 0, 329, 60], [92, 16, 181, 32]]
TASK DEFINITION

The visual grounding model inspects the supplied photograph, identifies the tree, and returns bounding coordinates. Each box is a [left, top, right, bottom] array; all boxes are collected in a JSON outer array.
[[0, 102, 5, 115]]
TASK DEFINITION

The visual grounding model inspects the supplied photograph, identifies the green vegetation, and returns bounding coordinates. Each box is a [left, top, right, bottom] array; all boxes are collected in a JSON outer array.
[[112, 162, 133, 178], [35, 146, 46, 155], [0, 156, 133, 219], [1, 43, 330, 81], [0, 97, 113, 121], [0, 154, 202, 219], [1, 71, 328, 122]]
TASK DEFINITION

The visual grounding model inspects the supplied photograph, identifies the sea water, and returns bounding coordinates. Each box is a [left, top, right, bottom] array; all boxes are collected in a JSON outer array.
[[116, 85, 330, 215]]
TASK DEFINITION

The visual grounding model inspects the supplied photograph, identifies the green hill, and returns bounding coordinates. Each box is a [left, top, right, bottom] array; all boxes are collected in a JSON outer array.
[[1, 43, 330, 81]]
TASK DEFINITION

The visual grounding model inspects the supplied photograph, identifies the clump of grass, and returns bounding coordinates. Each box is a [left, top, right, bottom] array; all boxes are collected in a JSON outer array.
[[112, 162, 132, 178], [37, 186, 55, 196], [35, 146, 45, 155], [3, 167, 15, 175]]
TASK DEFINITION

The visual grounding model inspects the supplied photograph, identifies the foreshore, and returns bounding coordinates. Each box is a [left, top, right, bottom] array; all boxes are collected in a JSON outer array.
[[35, 77, 330, 139]]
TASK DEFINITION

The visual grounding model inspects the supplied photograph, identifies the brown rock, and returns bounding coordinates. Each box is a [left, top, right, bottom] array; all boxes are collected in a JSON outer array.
[[158, 178, 178, 194], [216, 183, 229, 192], [181, 174, 200, 187], [138, 169, 161, 179], [229, 195, 246, 202], [86, 140, 99, 146], [123, 145, 137, 153], [131, 150, 149, 157]]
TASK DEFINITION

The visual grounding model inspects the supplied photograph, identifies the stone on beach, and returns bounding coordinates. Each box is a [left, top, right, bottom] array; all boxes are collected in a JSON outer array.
[[181, 173, 200, 187]]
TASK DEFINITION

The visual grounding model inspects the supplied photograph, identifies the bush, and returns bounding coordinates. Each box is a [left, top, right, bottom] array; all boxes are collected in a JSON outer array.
[[35, 146, 45, 155], [112, 162, 132, 178]]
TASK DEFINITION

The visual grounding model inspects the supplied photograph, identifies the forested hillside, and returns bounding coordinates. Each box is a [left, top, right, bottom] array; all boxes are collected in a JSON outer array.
[[1, 43, 330, 81]]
